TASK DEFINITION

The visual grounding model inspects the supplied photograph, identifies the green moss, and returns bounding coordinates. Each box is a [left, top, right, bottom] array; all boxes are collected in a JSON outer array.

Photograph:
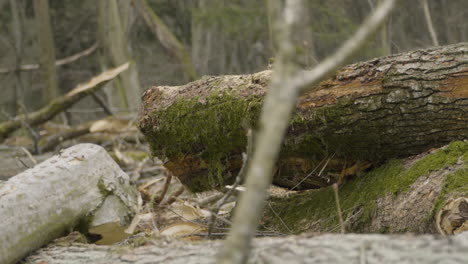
[[265, 141, 468, 234], [144, 91, 263, 191], [433, 168, 468, 214], [124, 151, 149, 162], [97, 178, 111, 196]]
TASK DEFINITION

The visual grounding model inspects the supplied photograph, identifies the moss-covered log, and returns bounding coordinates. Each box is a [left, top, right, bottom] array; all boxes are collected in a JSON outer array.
[[138, 43, 468, 192], [262, 141, 468, 235]]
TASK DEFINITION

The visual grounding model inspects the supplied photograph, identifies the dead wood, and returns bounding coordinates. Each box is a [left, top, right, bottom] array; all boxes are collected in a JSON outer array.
[[0, 62, 129, 142], [138, 43, 468, 191], [0, 143, 138, 264]]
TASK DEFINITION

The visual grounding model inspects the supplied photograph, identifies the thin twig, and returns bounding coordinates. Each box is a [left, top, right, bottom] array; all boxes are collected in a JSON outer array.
[[20, 147, 37, 165], [208, 129, 253, 238], [332, 183, 345, 234], [219, 0, 398, 262], [15, 157, 30, 169], [161, 185, 184, 206], [153, 170, 173, 206], [267, 202, 293, 234]]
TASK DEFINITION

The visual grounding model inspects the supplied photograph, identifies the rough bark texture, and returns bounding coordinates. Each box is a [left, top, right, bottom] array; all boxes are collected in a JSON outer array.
[[138, 43, 468, 192], [263, 141, 468, 235], [24, 233, 468, 264], [0, 144, 138, 264]]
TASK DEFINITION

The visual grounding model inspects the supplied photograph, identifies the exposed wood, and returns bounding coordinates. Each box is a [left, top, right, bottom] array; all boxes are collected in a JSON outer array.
[[132, 0, 198, 81], [138, 42, 467, 192], [0, 144, 139, 264], [0, 63, 129, 142], [24, 233, 468, 264]]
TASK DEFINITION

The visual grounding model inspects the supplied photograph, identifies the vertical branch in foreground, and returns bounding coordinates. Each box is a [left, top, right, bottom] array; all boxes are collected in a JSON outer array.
[[33, 0, 60, 105], [218, 0, 399, 263], [421, 0, 439, 46]]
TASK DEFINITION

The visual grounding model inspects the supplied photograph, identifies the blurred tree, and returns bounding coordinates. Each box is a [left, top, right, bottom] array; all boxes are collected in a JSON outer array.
[[8, 0, 24, 116], [33, 0, 59, 106], [98, 0, 141, 113], [133, 0, 198, 81]]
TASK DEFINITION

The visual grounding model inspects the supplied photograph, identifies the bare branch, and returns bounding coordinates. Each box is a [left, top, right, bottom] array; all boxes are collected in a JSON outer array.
[[218, 0, 398, 263], [0, 43, 98, 74], [0, 63, 129, 142]]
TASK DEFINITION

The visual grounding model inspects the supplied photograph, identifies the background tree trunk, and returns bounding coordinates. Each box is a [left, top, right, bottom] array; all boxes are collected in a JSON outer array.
[[98, 0, 141, 113], [8, 0, 24, 116], [33, 0, 60, 105], [133, 0, 198, 82], [138, 43, 468, 192]]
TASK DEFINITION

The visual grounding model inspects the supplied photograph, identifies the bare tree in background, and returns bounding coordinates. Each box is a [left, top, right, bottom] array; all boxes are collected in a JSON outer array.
[[133, 0, 198, 81], [98, 0, 141, 113], [217, 0, 399, 263], [8, 0, 24, 115], [368, 0, 392, 55], [33, 0, 60, 106]]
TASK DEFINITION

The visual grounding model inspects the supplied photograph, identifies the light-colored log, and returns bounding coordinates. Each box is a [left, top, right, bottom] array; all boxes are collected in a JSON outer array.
[[24, 232, 468, 264], [0, 143, 138, 264]]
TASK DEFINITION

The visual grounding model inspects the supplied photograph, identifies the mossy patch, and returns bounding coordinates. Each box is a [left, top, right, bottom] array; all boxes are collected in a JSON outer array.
[[143, 91, 263, 191], [265, 141, 468, 234]]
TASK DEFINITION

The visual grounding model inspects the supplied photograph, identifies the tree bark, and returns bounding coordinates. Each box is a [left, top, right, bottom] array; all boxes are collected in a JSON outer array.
[[138, 43, 468, 192], [0, 144, 139, 264], [23, 232, 468, 264]]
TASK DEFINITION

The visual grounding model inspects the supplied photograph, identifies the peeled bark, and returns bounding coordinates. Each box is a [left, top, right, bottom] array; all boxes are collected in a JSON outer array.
[[0, 144, 138, 264], [138, 43, 468, 192], [24, 233, 468, 264]]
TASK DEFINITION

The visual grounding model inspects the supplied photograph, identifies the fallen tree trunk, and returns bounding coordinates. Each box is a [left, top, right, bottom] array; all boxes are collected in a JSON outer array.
[[262, 141, 468, 235], [138, 43, 468, 192], [25, 233, 468, 264], [0, 143, 138, 264], [0, 62, 129, 142]]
